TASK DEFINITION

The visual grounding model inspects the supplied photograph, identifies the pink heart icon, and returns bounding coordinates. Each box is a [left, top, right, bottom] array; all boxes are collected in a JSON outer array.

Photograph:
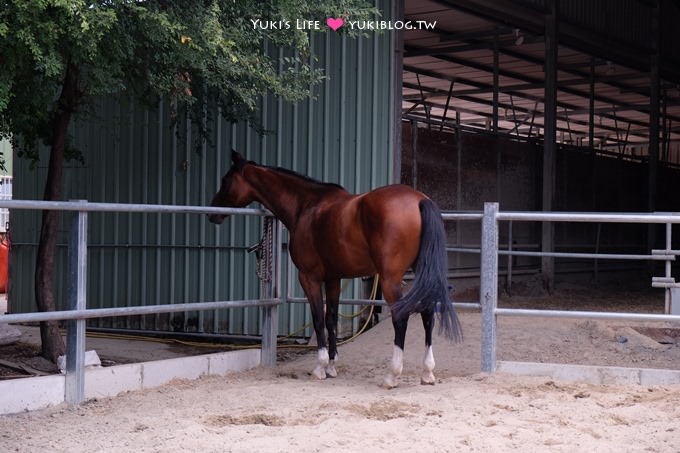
[[326, 17, 344, 31]]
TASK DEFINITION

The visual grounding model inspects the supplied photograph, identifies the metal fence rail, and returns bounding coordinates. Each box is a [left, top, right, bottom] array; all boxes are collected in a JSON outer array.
[[0, 199, 281, 405], [480, 202, 680, 373], [0, 299, 280, 324], [3, 198, 680, 406], [266, 205, 680, 376]]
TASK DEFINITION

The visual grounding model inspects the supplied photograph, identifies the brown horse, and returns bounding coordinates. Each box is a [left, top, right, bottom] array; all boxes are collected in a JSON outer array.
[[209, 151, 462, 388]]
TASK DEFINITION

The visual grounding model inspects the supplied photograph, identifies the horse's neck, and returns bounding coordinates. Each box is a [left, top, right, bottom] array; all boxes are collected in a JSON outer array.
[[245, 166, 317, 231]]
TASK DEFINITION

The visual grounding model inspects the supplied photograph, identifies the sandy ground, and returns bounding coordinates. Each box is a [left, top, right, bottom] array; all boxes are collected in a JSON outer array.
[[1, 293, 680, 452]]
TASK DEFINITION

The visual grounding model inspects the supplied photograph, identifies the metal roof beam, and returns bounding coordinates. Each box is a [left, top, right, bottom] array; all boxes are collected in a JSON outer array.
[[428, 0, 680, 82], [402, 84, 651, 143], [403, 63, 653, 130], [402, 108, 640, 145], [430, 0, 680, 82], [439, 74, 651, 96], [404, 46, 669, 128]]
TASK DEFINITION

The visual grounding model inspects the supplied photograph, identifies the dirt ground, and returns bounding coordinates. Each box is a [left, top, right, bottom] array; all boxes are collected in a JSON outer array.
[[1, 284, 680, 452]]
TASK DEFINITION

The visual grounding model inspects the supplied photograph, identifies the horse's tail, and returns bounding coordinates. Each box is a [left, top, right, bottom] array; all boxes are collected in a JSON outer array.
[[390, 199, 463, 343]]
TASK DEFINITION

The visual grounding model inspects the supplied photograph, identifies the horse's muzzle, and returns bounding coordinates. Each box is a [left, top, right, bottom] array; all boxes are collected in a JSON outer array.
[[207, 214, 226, 224]]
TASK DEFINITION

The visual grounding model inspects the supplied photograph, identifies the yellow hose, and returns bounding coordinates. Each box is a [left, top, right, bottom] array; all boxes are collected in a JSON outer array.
[[338, 275, 378, 345], [276, 275, 381, 349]]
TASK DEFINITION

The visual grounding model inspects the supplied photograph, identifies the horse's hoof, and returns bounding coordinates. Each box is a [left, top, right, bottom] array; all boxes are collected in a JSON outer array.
[[420, 372, 436, 385], [382, 374, 398, 389], [311, 366, 327, 380], [325, 363, 338, 378]]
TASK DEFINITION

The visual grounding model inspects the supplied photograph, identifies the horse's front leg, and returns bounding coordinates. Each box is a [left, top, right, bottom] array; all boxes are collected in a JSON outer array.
[[324, 279, 341, 378], [299, 275, 328, 380], [420, 309, 436, 385]]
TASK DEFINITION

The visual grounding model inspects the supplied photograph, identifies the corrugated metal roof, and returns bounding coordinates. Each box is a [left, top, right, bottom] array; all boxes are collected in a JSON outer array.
[[402, 0, 680, 164]]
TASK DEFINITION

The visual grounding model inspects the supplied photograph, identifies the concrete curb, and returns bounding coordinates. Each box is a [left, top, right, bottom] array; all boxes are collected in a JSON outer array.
[[497, 360, 680, 386], [0, 348, 260, 415]]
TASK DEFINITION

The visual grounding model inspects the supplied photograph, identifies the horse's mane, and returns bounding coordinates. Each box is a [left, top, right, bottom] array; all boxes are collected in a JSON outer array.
[[259, 163, 347, 192]]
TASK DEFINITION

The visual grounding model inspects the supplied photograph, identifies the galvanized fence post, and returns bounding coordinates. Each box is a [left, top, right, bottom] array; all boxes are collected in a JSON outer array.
[[260, 218, 279, 367], [65, 200, 88, 405], [480, 202, 499, 373]]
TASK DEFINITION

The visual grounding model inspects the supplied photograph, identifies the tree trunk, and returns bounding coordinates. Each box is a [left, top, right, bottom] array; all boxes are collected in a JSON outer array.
[[35, 62, 79, 362]]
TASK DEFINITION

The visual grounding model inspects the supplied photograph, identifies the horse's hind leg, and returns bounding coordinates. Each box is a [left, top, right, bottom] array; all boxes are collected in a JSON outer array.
[[420, 309, 436, 385], [384, 316, 408, 389], [324, 279, 341, 378], [382, 278, 408, 389]]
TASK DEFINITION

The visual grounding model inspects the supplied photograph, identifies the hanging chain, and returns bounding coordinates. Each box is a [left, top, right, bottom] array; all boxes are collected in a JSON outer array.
[[249, 217, 273, 282]]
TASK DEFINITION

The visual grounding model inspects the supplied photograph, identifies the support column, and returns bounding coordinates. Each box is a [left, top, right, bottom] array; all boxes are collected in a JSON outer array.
[[648, 0, 660, 260], [492, 32, 499, 134], [541, 0, 558, 291], [65, 201, 88, 405], [588, 59, 595, 150], [648, 0, 660, 213], [411, 119, 418, 189], [481, 202, 499, 373], [392, 0, 405, 184], [493, 32, 502, 203]]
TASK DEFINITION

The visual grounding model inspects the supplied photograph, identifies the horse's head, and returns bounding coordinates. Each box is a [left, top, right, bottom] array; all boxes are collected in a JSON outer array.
[[208, 150, 254, 224]]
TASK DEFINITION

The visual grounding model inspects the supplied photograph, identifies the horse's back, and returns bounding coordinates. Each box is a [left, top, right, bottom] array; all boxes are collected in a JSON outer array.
[[358, 185, 428, 272], [292, 184, 429, 280], [361, 184, 428, 222]]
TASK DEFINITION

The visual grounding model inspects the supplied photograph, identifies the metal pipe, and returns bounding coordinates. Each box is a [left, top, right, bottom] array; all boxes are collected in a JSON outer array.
[[445, 211, 680, 224], [665, 222, 672, 313], [589, 58, 595, 149], [447, 247, 672, 261], [0, 199, 269, 216], [648, 0, 660, 216], [542, 0, 558, 291], [496, 308, 680, 323], [287, 297, 388, 307], [506, 220, 513, 291], [492, 32, 499, 133], [480, 202, 499, 373], [456, 115, 463, 270], [4, 198, 680, 382], [65, 204, 87, 405], [411, 119, 418, 189], [594, 223, 602, 282], [499, 250, 671, 260], [497, 211, 680, 223], [441, 212, 483, 221], [0, 299, 281, 325], [285, 297, 480, 312]]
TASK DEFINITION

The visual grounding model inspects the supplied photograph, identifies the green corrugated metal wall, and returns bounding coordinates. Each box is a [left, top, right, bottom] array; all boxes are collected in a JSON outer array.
[[9, 1, 395, 338]]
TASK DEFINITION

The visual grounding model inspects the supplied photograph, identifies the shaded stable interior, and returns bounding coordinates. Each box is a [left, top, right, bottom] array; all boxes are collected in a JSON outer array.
[[399, 0, 680, 290]]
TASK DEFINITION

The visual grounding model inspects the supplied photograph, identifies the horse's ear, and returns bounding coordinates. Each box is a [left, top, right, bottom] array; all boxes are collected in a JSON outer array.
[[231, 150, 245, 165]]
